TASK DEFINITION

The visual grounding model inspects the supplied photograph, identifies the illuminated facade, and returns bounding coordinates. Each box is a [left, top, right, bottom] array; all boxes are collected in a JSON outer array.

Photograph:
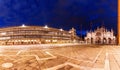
[[0, 25, 79, 45], [85, 27, 116, 44]]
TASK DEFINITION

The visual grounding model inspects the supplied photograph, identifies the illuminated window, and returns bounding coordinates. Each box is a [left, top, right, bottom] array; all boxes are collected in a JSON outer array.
[[1, 32, 6, 35]]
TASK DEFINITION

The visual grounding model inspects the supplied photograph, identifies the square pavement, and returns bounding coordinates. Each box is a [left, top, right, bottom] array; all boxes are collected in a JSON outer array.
[[0, 45, 119, 70]]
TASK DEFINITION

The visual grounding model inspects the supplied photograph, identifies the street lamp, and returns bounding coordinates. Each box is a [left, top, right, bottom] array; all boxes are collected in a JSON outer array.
[[21, 24, 26, 27], [60, 28, 63, 31], [44, 25, 48, 28]]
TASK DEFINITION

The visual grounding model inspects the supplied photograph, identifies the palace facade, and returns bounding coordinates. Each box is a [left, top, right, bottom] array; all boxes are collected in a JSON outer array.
[[85, 27, 116, 44], [0, 25, 79, 45]]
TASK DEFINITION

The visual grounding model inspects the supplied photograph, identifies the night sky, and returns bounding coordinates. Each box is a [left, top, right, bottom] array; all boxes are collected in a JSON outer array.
[[0, 0, 117, 37]]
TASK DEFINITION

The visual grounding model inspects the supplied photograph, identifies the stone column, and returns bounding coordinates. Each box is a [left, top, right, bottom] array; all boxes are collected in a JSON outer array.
[[118, 0, 120, 45]]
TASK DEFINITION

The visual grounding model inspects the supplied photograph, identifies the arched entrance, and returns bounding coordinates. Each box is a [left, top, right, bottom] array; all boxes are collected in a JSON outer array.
[[108, 38, 112, 44], [103, 38, 107, 44], [86, 38, 90, 43], [96, 37, 101, 44], [91, 38, 93, 44]]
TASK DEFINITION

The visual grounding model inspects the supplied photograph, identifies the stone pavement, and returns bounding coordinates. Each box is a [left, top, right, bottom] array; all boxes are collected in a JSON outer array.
[[0, 45, 119, 70]]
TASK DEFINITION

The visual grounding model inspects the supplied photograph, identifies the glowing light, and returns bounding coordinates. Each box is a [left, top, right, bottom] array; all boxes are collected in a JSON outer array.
[[69, 31, 71, 33], [45, 40, 50, 42], [0, 37, 10, 40], [53, 40, 57, 42], [24, 40, 27, 42], [60, 28, 63, 31], [1, 32, 6, 35], [21, 24, 26, 27], [44, 25, 48, 28]]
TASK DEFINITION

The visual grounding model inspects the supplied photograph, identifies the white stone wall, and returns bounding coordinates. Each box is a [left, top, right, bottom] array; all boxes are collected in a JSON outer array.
[[85, 27, 116, 44]]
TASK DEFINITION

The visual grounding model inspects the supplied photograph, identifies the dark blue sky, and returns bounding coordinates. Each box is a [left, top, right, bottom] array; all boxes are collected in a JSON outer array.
[[0, 0, 117, 36]]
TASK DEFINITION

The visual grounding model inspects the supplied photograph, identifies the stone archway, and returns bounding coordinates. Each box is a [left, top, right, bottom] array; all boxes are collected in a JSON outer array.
[[108, 38, 112, 44], [96, 37, 101, 44], [103, 38, 107, 44], [86, 38, 90, 43], [91, 38, 93, 44]]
